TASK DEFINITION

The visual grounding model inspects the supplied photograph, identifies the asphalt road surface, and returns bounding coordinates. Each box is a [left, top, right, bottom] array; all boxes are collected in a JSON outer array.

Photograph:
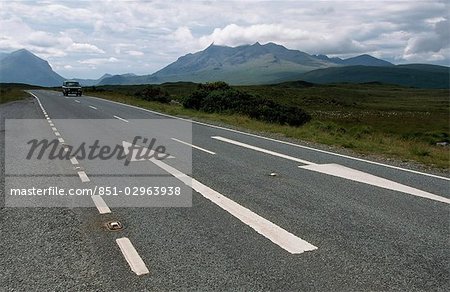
[[1, 90, 448, 291]]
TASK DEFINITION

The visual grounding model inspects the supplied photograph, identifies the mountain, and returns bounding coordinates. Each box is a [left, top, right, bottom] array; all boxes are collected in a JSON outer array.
[[340, 54, 394, 67], [100, 42, 393, 85], [0, 49, 64, 86], [296, 65, 449, 89], [313, 54, 394, 67], [74, 73, 113, 86], [0, 52, 9, 61]]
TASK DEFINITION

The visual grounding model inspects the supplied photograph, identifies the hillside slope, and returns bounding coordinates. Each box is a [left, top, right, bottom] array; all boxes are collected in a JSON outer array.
[[0, 49, 64, 86], [297, 65, 449, 88]]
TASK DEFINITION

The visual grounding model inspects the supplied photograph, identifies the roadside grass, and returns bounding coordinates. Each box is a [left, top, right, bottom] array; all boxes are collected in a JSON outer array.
[[0, 83, 38, 104], [85, 84, 450, 170]]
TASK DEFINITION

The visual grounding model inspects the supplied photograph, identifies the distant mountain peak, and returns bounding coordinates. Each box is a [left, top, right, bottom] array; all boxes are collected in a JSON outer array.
[[0, 48, 64, 86]]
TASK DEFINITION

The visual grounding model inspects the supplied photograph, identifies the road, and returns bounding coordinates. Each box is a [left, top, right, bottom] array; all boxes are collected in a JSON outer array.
[[1, 90, 448, 291]]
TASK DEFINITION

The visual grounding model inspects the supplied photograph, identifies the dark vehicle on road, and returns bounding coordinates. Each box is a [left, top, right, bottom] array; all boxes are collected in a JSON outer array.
[[62, 80, 82, 96]]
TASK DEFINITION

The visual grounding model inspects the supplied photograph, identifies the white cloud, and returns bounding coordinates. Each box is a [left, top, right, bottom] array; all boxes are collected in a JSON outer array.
[[403, 18, 449, 61], [78, 57, 118, 65], [0, 0, 448, 78], [68, 43, 105, 54], [126, 50, 144, 56]]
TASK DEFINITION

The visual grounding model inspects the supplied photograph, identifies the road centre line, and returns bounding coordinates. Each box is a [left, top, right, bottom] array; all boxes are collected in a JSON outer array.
[[116, 237, 149, 275], [89, 105, 97, 110], [74, 100, 80, 103], [77, 171, 90, 183], [212, 136, 316, 165], [91, 195, 111, 214], [30, 92, 106, 213], [82, 94, 449, 181], [113, 115, 129, 123], [123, 141, 317, 254], [171, 138, 216, 155]]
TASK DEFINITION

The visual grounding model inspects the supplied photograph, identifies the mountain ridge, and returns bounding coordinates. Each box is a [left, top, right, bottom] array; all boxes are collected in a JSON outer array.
[[1, 46, 448, 88], [99, 42, 395, 85], [0, 49, 64, 86]]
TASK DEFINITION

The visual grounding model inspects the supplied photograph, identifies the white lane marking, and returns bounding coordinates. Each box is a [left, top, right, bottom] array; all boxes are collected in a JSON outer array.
[[51, 127, 57, 131], [49, 123, 54, 127], [70, 157, 79, 165], [113, 115, 129, 123], [84, 94, 449, 181], [46, 117, 50, 120], [54, 131, 61, 136], [300, 163, 450, 204], [89, 105, 97, 110], [116, 237, 149, 276], [77, 171, 90, 182], [58, 137, 65, 143], [171, 138, 216, 155], [123, 141, 317, 254], [74, 100, 80, 103], [91, 195, 111, 214], [212, 136, 315, 165]]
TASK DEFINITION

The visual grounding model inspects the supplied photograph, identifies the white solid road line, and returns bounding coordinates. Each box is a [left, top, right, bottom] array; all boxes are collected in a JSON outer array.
[[171, 138, 216, 155], [83, 94, 449, 181], [74, 100, 80, 103], [113, 115, 129, 123], [123, 141, 317, 254], [89, 105, 97, 110], [212, 136, 316, 165], [301, 163, 450, 204], [77, 171, 90, 182], [91, 195, 111, 214], [116, 237, 149, 276]]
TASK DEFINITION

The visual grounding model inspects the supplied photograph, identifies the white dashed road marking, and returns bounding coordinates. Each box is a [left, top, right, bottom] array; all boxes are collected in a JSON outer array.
[[77, 171, 90, 183], [123, 141, 317, 254], [301, 163, 450, 204], [116, 237, 149, 276], [91, 195, 111, 214], [212, 136, 315, 165], [113, 115, 129, 123], [171, 138, 216, 155]]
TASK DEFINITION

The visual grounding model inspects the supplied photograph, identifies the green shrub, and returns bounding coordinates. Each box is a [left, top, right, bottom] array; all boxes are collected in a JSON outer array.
[[182, 82, 311, 126], [135, 86, 170, 103]]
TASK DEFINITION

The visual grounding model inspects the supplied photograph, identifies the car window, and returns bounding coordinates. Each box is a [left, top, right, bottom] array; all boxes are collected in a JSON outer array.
[[64, 82, 79, 86]]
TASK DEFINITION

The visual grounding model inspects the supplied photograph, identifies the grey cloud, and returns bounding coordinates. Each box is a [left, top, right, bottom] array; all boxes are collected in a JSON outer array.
[[1, 0, 448, 79], [405, 18, 449, 55]]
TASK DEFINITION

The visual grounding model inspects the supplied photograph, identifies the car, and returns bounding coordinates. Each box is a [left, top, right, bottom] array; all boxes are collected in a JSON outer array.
[[62, 80, 82, 96]]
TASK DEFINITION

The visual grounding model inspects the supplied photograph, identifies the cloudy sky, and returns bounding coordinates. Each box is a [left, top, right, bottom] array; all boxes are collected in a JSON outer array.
[[0, 0, 448, 79]]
